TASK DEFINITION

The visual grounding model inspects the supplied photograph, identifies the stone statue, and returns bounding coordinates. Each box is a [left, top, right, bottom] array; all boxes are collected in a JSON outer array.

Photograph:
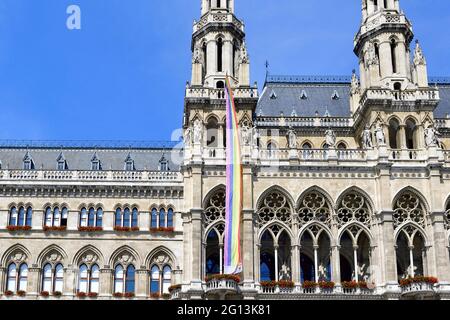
[[252, 125, 259, 148], [278, 263, 291, 281], [424, 125, 442, 148], [239, 42, 249, 64], [184, 127, 192, 146], [375, 123, 386, 146], [287, 127, 297, 149], [351, 70, 360, 95], [192, 45, 202, 64], [241, 125, 251, 146], [325, 128, 336, 148], [361, 126, 373, 149], [414, 40, 426, 66], [193, 119, 203, 144]]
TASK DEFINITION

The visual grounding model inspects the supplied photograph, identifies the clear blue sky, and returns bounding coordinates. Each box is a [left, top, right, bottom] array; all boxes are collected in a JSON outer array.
[[0, 0, 449, 142]]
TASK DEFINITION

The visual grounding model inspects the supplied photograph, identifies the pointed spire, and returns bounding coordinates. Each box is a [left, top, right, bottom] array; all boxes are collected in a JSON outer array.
[[414, 39, 427, 66], [56, 151, 66, 162], [91, 151, 100, 162], [124, 152, 133, 163]]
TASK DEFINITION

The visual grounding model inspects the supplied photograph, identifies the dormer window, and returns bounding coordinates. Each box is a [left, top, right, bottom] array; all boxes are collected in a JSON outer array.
[[331, 90, 340, 100], [91, 152, 102, 171], [56, 152, 68, 171], [124, 153, 135, 171], [159, 154, 169, 172], [300, 90, 308, 100], [23, 152, 34, 170], [270, 90, 277, 99]]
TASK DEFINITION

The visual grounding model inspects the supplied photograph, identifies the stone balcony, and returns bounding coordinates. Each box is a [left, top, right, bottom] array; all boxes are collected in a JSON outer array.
[[205, 278, 240, 295], [360, 88, 440, 106], [0, 169, 183, 184], [193, 11, 244, 33], [401, 282, 437, 299], [355, 11, 412, 45], [185, 86, 258, 100], [256, 285, 378, 300]]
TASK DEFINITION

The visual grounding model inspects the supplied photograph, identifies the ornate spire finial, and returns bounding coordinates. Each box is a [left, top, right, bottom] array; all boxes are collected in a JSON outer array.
[[414, 39, 426, 66]]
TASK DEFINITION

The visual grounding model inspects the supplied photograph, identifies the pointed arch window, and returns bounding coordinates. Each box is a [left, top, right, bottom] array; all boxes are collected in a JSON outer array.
[[80, 207, 103, 228], [150, 265, 172, 296], [9, 206, 32, 227], [159, 209, 166, 228], [391, 39, 397, 74], [217, 38, 223, 72], [42, 263, 64, 293], [7, 263, 28, 293], [151, 208, 158, 228], [115, 207, 139, 228], [44, 206, 68, 227], [167, 208, 174, 228]]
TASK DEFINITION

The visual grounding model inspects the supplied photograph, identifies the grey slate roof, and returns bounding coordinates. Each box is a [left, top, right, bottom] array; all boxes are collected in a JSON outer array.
[[0, 147, 183, 171], [258, 75, 450, 119]]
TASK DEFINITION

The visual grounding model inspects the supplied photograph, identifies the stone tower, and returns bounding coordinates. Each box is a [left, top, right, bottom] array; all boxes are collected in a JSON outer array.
[[181, 0, 258, 298], [351, 0, 439, 151]]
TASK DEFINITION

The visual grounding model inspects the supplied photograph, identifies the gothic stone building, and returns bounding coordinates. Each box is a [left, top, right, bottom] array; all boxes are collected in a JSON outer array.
[[1, 0, 450, 300]]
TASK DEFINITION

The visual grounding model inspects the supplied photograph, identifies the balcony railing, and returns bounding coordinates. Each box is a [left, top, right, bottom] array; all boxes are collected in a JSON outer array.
[[401, 282, 436, 297], [257, 285, 376, 296], [205, 278, 239, 294], [185, 87, 258, 100], [0, 170, 183, 183], [360, 88, 439, 106]]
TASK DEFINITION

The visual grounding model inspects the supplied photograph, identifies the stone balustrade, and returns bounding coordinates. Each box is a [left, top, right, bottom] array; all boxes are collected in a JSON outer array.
[[0, 170, 183, 183], [185, 87, 258, 100], [355, 12, 412, 44], [205, 278, 239, 294], [401, 282, 436, 298], [360, 88, 440, 105], [194, 12, 244, 32]]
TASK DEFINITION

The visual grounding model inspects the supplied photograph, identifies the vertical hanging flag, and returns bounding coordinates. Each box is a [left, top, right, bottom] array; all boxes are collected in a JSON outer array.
[[224, 76, 243, 275]]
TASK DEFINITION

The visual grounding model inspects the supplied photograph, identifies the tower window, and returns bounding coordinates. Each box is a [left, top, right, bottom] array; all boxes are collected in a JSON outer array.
[[374, 0, 378, 11], [202, 43, 207, 81], [217, 0, 221, 8], [217, 38, 223, 72], [391, 39, 397, 74], [374, 43, 381, 76]]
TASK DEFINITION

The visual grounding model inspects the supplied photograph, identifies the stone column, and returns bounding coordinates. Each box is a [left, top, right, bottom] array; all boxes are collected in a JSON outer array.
[[379, 41, 393, 78], [28, 266, 41, 296], [379, 211, 399, 291], [201, 0, 209, 15], [0, 267, 5, 294], [416, 124, 425, 149], [100, 268, 113, 297], [218, 123, 224, 149], [398, 125, 407, 149], [291, 245, 300, 284], [136, 269, 148, 298], [396, 42, 407, 77], [103, 211, 114, 231], [206, 40, 216, 80], [242, 165, 254, 284], [223, 40, 234, 76], [64, 266, 76, 297], [387, 0, 395, 9], [33, 210, 44, 230], [331, 245, 341, 286], [367, 0, 375, 15]]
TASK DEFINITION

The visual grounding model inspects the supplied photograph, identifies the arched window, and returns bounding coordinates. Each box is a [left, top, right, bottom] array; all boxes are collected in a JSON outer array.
[[396, 228, 426, 279], [44, 206, 68, 227], [9, 207, 17, 226], [259, 226, 291, 282], [167, 208, 174, 228], [114, 264, 135, 294], [125, 265, 135, 293], [80, 207, 102, 228], [390, 39, 397, 74], [206, 117, 219, 148], [217, 38, 223, 72], [115, 208, 122, 227], [339, 227, 372, 282], [7, 263, 28, 292], [257, 190, 292, 227], [337, 142, 347, 150], [206, 224, 224, 276], [405, 119, 417, 150], [79, 264, 100, 294], [115, 207, 138, 228], [80, 208, 88, 227], [132, 208, 138, 228], [300, 227, 331, 283], [42, 263, 64, 293], [302, 142, 312, 149], [150, 265, 160, 295], [88, 208, 96, 227], [388, 118, 400, 149], [159, 209, 166, 228], [149, 265, 172, 296], [9, 206, 32, 227], [114, 265, 124, 293], [151, 208, 158, 228]]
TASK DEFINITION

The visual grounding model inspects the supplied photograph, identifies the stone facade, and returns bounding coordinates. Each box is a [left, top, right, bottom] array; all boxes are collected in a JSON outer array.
[[1, 0, 450, 300]]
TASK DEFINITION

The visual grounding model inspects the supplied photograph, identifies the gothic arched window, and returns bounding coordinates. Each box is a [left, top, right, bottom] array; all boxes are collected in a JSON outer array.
[[336, 191, 371, 227], [300, 226, 331, 283], [393, 192, 426, 228], [78, 264, 100, 294], [259, 226, 292, 282], [203, 188, 226, 226], [396, 226, 426, 279], [44, 206, 68, 228], [6, 263, 28, 293], [257, 190, 292, 227], [151, 208, 158, 228], [388, 118, 400, 149], [390, 39, 397, 74], [297, 190, 332, 227], [9, 206, 32, 227], [206, 223, 225, 276], [80, 207, 103, 228], [114, 264, 135, 294], [405, 118, 417, 150], [217, 38, 223, 72], [339, 226, 372, 282], [42, 263, 64, 293]]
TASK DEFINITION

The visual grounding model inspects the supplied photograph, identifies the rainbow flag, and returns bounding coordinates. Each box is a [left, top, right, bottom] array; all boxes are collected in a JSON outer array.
[[224, 76, 243, 275]]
